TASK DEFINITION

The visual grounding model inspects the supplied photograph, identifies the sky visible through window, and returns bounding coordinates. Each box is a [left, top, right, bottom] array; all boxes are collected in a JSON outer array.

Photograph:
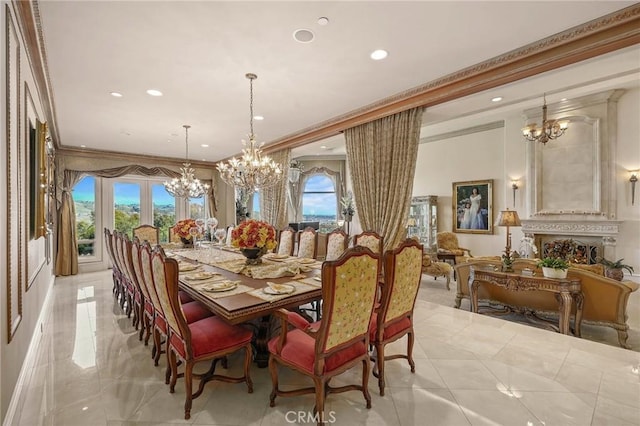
[[303, 175, 336, 219]]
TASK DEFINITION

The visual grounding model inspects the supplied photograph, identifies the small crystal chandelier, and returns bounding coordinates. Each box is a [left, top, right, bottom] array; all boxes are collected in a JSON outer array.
[[217, 73, 283, 191], [522, 94, 569, 145], [164, 125, 209, 199]]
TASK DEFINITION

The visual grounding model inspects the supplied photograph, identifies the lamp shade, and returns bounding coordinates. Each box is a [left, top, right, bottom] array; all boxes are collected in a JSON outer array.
[[496, 209, 521, 227]]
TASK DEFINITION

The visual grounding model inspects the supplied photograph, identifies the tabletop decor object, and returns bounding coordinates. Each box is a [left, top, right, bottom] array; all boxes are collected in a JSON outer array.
[[172, 218, 200, 248], [495, 208, 521, 272], [537, 257, 569, 279], [231, 219, 277, 265]]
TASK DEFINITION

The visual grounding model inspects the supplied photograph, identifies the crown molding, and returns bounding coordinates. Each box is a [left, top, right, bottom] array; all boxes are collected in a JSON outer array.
[[263, 4, 640, 154], [57, 147, 214, 169]]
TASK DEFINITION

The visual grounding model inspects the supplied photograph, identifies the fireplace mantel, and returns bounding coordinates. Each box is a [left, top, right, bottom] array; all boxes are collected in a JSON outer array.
[[521, 217, 622, 238]]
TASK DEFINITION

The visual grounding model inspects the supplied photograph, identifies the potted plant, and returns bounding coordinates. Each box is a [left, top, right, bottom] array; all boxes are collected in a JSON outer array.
[[537, 257, 570, 279], [598, 258, 634, 281]]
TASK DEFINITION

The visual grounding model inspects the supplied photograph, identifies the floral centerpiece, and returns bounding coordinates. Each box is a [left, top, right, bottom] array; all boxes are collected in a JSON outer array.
[[231, 219, 277, 264], [172, 219, 200, 246]]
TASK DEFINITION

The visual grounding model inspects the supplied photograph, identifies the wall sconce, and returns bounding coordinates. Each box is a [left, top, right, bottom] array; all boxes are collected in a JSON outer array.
[[630, 170, 639, 206], [511, 180, 519, 208]]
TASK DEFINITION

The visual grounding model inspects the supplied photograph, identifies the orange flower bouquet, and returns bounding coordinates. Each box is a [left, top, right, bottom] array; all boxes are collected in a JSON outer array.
[[231, 220, 277, 251], [172, 218, 200, 240]]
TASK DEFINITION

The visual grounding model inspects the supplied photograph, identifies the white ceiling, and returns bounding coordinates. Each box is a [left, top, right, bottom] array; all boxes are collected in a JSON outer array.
[[37, 1, 638, 163]]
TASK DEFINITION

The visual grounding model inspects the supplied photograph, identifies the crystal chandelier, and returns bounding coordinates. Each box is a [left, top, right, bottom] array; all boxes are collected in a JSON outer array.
[[217, 73, 283, 191], [522, 94, 569, 145], [164, 125, 209, 199]]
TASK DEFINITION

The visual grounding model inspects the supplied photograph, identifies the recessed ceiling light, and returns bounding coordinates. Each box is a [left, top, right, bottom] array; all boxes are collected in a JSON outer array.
[[317, 17, 329, 26], [561, 98, 568, 101], [110, 92, 123, 97], [80, 145, 86, 148], [146, 89, 163, 96], [320, 145, 327, 149], [370, 49, 388, 60], [253, 115, 264, 121], [491, 96, 503, 102], [201, 144, 209, 148], [293, 29, 315, 43]]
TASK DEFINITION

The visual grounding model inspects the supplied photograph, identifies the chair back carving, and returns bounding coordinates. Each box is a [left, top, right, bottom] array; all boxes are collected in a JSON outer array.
[[354, 231, 383, 255], [319, 246, 381, 353], [378, 239, 424, 326], [297, 227, 317, 259], [114, 231, 129, 281], [134, 224, 159, 244], [277, 227, 295, 256], [325, 228, 348, 261], [151, 249, 191, 354], [104, 228, 116, 266]]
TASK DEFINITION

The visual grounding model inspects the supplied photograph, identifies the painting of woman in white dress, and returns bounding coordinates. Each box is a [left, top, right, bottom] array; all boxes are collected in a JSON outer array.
[[453, 180, 493, 234]]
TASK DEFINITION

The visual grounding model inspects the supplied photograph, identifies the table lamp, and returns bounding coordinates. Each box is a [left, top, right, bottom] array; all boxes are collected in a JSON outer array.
[[496, 209, 521, 272]]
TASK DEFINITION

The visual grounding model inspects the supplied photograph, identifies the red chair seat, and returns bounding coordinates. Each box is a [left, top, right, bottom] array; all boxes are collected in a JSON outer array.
[[268, 328, 366, 374], [179, 290, 193, 304], [369, 316, 411, 342], [182, 301, 213, 323], [170, 316, 253, 359]]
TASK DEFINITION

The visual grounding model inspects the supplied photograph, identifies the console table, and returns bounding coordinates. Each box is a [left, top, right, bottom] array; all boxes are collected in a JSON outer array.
[[469, 267, 583, 336]]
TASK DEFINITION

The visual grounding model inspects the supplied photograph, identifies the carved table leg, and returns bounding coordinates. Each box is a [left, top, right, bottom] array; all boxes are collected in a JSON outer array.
[[254, 315, 272, 368], [573, 292, 584, 337], [555, 292, 573, 335]]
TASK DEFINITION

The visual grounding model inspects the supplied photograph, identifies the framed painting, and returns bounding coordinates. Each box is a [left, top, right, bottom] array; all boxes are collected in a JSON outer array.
[[452, 179, 493, 234]]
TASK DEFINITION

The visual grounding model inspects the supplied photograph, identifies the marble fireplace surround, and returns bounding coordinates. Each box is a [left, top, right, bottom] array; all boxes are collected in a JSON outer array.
[[521, 89, 624, 261]]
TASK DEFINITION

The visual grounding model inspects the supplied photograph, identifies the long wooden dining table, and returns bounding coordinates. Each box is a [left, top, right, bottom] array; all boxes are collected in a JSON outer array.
[[169, 244, 323, 367]]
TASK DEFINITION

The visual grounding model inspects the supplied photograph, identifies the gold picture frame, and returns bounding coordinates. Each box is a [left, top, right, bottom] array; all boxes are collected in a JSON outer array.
[[452, 179, 493, 234]]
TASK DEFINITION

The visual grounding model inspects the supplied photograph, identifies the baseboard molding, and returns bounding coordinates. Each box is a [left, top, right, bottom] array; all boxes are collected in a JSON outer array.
[[2, 275, 55, 426]]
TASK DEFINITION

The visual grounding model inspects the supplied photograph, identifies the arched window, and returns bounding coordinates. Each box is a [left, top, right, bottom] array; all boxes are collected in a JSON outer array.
[[302, 174, 337, 227]]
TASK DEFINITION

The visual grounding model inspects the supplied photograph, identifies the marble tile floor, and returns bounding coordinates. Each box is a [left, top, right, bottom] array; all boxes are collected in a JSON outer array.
[[9, 270, 640, 425]]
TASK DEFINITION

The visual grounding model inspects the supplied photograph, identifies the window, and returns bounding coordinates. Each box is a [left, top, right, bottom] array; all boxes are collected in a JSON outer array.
[[302, 174, 337, 231], [189, 196, 205, 221], [252, 191, 261, 220], [152, 184, 176, 243], [113, 182, 141, 237], [73, 176, 97, 257]]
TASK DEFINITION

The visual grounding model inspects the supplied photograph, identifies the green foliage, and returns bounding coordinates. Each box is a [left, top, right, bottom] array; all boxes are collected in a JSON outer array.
[[114, 209, 139, 238], [537, 257, 570, 270], [154, 210, 176, 243], [598, 258, 634, 274]]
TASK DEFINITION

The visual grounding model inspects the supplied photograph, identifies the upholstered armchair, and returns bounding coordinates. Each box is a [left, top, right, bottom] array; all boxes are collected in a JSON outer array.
[[151, 249, 253, 420], [421, 253, 452, 290], [436, 231, 472, 264], [370, 238, 424, 396], [268, 246, 381, 425]]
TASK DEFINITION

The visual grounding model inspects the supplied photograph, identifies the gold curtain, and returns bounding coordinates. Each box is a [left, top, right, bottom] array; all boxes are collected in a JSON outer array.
[[345, 107, 423, 250], [54, 170, 85, 276], [260, 150, 291, 229]]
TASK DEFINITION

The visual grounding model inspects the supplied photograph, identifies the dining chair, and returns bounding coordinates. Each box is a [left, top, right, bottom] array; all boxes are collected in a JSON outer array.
[[268, 246, 381, 425], [104, 228, 122, 302], [324, 228, 349, 261], [354, 230, 384, 255], [297, 226, 317, 259], [114, 231, 136, 318], [121, 233, 143, 330], [225, 225, 234, 246], [151, 248, 253, 420], [133, 224, 160, 244], [370, 238, 424, 396], [277, 227, 296, 256], [131, 237, 155, 344], [140, 242, 212, 369]]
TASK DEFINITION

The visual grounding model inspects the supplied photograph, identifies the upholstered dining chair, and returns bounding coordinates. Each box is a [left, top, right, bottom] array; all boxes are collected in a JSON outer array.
[[436, 231, 472, 264], [324, 228, 349, 261], [277, 227, 296, 256], [114, 231, 136, 318], [354, 230, 384, 255], [104, 228, 122, 302], [133, 224, 159, 244], [121, 233, 144, 330], [268, 246, 381, 425], [369, 238, 424, 396], [131, 237, 156, 344], [297, 226, 317, 259], [151, 248, 253, 420], [139, 242, 212, 369]]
